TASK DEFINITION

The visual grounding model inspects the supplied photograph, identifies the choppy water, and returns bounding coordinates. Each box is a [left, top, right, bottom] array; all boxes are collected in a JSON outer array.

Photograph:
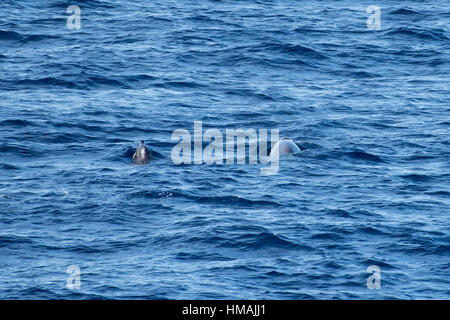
[[0, 0, 449, 299]]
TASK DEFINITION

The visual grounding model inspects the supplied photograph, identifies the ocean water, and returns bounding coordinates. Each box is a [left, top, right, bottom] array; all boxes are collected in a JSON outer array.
[[0, 0, 449, 299]]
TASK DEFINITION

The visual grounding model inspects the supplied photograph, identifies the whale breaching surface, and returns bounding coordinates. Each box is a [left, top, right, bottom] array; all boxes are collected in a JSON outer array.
[[133, 140, 150, 165], [269, 137, 301, 158]]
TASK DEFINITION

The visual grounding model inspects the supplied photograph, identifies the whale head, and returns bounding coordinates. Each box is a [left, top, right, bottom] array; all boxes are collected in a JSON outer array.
[[133, 140, 151, 165], [269, 138, 301, 158]]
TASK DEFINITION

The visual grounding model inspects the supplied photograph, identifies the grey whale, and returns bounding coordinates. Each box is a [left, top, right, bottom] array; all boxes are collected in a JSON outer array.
[[133, 140, 150, 165]]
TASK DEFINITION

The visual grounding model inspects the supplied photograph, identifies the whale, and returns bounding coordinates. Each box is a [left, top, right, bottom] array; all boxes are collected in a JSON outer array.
[[269, 138, 301, 158], [133, 140, 150, 165]]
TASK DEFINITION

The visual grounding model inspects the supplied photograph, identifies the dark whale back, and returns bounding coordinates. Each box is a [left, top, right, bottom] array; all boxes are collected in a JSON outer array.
[[133, 142, 150, 165]]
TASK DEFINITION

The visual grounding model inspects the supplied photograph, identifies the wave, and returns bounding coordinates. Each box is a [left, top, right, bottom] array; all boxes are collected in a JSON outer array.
[[155, 80, 208, 89], [321, 208, 352, 218], [228, 231, 304, 250], [11, 77, 83, 89], [383, 27, 448, 41], [0, 30, 60, 43], [16, 287, 58, 299], [49, 121, 106, 133], [185, 231, 305, 251], [0, 162, 20, 170], [224, 88, 276, 101], [315, 149, 385, 163], [250, 41, 328, 60], [132, 189, 282, 208], [344, 150, 385, 163], [0, 234, 34, 247], [310, 232, 344, 240], [0, 143, 41, 157], [175, 251, 233, 261], [29, 17, 66, 25], [122, 74, 157, 83], [357, 226, 391, 236], [193, 195, 282, 207], [400, 174, 432, 182], [5, 73, 214, 91], [40, 132, 97, 144], [6, 74, 138, 90], [390, 8, 422, 16], [0, 29, 21, 41], [425, 190, 449, 197], [331, 69, 382, 79], [87, 76, 129, 88], [20, 34, 61, 43], [49, 0, 116, 9], [294, 27, 329, 35], [0, 119, 36, 127]]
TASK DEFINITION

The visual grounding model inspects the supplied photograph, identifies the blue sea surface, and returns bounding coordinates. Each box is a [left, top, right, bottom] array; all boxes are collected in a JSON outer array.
[[0, 0, 449, 299]]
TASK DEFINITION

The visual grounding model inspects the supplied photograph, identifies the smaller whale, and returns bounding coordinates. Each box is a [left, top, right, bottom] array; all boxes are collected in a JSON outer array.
[[270, 137, 301, 158], [133, 140, 150, 165]]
